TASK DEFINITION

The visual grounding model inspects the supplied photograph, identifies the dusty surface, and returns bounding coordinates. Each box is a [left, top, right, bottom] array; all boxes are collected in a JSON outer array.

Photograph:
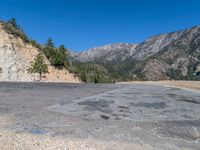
[[0, 82, 200, 150], [0, 130, 154, 150]]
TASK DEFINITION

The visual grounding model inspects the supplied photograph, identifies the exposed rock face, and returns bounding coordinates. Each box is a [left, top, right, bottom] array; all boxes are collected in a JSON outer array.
[[141, 26, 200, 80], [73, 43, 138, 62], [143, 59, 170, 80], [130, 31, 185, 60], [0, 24, 80, 82], [74, 25, 200, 80]]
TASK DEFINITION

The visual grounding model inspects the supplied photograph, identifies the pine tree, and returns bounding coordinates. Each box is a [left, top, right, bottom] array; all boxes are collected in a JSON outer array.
[[7, 18, 18, 29], [46, 38, 54, 47], [28, 53, 48, 81]]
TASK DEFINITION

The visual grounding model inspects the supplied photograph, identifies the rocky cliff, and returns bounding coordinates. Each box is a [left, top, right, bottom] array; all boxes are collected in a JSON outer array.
[[0, 23, 80, 82]]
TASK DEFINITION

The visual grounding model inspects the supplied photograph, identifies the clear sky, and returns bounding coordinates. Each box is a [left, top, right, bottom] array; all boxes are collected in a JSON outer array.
[[0, 0, 200, 51]]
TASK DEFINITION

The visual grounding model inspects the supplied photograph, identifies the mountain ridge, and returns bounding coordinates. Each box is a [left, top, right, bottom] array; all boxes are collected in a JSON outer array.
[[73, 25, 200, 81], [1, 18, 200, 82], [73, 43, 138, 62]]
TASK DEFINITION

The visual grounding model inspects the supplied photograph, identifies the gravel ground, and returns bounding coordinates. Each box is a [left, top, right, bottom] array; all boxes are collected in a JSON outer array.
[[0, 130, 155, 150], [0, 82, 200, 150]]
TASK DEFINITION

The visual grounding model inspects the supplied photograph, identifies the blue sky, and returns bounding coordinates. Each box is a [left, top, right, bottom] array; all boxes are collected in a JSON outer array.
[[0, 0, 200, 51]]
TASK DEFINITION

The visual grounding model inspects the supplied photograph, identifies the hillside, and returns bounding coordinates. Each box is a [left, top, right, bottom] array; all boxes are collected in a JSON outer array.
[[73, 43, 138, 62], [74, 26, 200, 81], [0, 22, 80, 83], [1, 18, 200, 83], [138, 26, 200, 80]]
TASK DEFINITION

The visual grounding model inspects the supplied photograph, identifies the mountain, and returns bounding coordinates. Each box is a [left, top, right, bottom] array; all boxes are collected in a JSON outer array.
[[140, 26, 200, 80], [73, 43, 138, 62], [1, 18, 199, 82], [73, 26, 200, 81], [0, 22, 80, 82]]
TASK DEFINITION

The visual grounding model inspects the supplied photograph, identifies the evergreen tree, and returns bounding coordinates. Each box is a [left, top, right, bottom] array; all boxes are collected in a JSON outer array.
[[28, 53, 48, 81], [46, 38, 54, 47], [50, 49, 66, 67], [59, 44, 66, 52], [59, 44, 67, 57], [7, 18, 18, 29], [59, 44, 70, 68], [3, 18, 28, 42]]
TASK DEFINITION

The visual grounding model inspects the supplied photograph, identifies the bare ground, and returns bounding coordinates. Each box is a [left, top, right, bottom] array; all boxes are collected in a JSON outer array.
[[0, 82, 200, 150], [0, 115, 153, 150], [0, 130, 154, 150]]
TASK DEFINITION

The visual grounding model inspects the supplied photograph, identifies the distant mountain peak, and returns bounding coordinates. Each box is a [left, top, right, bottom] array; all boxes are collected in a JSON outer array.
[[73, 43, 138, 62]]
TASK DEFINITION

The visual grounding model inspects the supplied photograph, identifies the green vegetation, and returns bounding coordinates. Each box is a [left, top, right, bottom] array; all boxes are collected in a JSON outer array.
[[69, 60, 114, 83], [28, 53, 48, 80], [2, 18, 29, 42], [2, 18, 41, 48], [68, 58, 147, 83], [46, 38, 54, 47], [98, 59, 146, 81], [43, 39, 69, 68], [2, 19, 70, 71], [1, 18, 139, 83], [3, 18, 199, 83], [1, 18, 118, 83]]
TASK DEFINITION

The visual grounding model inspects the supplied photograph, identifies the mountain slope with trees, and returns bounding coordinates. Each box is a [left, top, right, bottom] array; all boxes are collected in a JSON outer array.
[[74, 26, 200, 82], [1, 18, 200, 83], [0, 19, 80, 82]]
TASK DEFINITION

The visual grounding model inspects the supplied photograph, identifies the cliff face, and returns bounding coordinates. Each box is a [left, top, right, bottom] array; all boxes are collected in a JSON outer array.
[[0, 24, 80, 82]]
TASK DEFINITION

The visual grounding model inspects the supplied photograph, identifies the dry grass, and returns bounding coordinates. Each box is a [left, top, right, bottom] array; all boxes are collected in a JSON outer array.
[[119, 80, 200, 92]]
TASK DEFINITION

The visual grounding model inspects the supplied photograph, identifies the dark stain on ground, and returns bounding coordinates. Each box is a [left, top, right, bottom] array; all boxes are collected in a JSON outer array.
[[131, 102, 167, 109], [151, 94, 166, 100], [29, 129, 47, 135], [161, 108, 192, 114], [167, 94, 200, 104], [111, 114, 121, 120], [119, 109, 129, 113], [156, 120, 200, 141], [180, 114, 193, 119], [168, 87, 181, 91], [100, 115, 110, 120], [123, 92, 143, 95], [60, 101, 73, 105], [178, 99, 200, 104], [167, 93, 179, 98], [78, 99, 114, 113], [118, 106, 129, 109], [102, 95, 115, 98]]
